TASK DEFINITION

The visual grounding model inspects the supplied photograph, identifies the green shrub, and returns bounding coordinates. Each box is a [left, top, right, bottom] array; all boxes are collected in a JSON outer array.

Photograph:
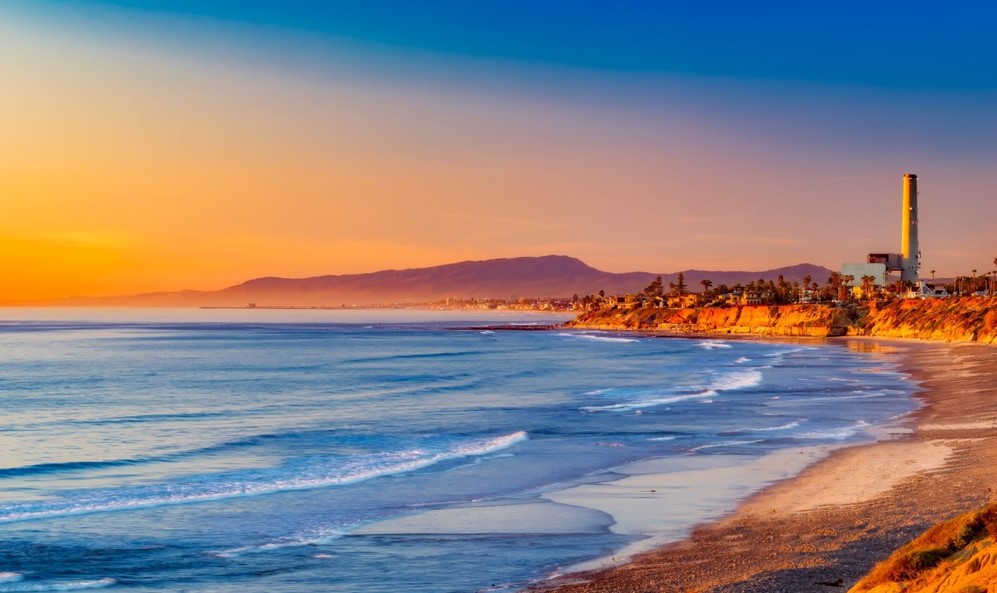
[[948, 517, 984, 550], [950, 524, 974, 549], [887, 548, 948, 581], [980, 503, 997, 540], [855, 502, 997, 591]]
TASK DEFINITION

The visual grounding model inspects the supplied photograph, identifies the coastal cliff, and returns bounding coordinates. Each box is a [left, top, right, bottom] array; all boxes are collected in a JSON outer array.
[[857, 298, 997, 343], [565, 304, 855, 337], [565, 298, 997, 343], [850, 503, 997, 593]]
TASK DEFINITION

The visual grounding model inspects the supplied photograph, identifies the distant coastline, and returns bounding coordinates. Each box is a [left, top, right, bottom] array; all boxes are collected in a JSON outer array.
[[23, 256, 832, 310]]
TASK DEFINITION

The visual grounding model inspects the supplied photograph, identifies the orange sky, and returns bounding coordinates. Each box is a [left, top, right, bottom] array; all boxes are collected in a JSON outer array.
[[2, 5, 996, 303]]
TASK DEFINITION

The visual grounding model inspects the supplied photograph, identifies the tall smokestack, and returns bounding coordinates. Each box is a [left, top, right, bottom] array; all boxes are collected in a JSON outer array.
[[900, 173, 919, 283]]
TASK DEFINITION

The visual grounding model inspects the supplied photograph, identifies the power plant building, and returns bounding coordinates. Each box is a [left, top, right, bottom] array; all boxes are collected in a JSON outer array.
[[842, 262, 889, 286], [899, 173, 919, 283], [842, 173, 920, 287]]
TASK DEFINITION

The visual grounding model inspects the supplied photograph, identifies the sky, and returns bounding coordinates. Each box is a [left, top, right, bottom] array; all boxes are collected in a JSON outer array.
[[2, 1, 997, 302]]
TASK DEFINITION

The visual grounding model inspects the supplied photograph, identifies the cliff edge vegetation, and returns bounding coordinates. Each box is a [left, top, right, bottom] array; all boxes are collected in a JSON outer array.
[[850, 503, 997, 593], [565, 297, 997, 344], [566, 303, 854, 337], [857, 298, 997, 343]]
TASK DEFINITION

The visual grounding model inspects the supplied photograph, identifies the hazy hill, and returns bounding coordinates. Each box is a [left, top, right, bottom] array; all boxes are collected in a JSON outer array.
[[55, 256, 834, 307]]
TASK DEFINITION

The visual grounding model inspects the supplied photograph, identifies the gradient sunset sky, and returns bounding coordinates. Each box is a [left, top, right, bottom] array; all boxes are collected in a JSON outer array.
[[3, 1, 997, 302]]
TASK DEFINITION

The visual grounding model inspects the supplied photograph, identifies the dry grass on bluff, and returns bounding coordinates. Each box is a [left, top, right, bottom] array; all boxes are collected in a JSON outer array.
[[850, 502, 997, 593]]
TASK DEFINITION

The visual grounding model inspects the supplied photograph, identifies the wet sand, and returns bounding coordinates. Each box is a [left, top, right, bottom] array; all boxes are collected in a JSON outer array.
[[528, 339, 997, 593]]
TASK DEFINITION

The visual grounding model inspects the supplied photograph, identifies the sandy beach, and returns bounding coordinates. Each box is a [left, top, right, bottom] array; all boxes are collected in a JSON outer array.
[[528, 338, 997, 593]]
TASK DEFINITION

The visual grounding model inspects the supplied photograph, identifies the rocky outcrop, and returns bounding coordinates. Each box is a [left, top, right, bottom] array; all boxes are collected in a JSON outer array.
[[565, 298, 997, 343]]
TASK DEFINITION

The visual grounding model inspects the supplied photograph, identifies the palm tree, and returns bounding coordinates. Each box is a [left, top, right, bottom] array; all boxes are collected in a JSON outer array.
[[841, 275, 855, 301], [990, 257, 997, 296], [861, 275, 877, 301], [930, 269, 936, 281], [700, 279, 712, 295], [826, 272, 843, 300]]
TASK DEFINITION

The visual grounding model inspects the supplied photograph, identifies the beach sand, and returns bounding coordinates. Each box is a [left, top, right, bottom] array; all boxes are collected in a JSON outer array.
[[528, 339, 997, 593]]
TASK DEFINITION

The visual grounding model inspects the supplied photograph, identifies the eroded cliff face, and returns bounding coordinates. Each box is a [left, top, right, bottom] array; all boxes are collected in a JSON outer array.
[[565, 304, 853, 337], [566, 298, 997, 343], [855, 298, 997, 344]]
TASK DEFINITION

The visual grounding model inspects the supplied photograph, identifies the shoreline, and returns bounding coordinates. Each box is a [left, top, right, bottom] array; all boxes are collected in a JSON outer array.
[[527, 338, 997, 593]]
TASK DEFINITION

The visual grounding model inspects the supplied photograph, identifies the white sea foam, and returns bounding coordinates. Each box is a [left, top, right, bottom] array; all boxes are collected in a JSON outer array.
[[804, 392, 888, 402], [215, 508, 417, 558], [708, 370, 762, 392], [752, 421, 801, 432], [648, 436, 677, 441], [214, 528, 347, 558], [0, 575, 23, 584], [794, 427, 857, 440], [734, 356, 751, 364], [689, 439, 763, 452], [581, 391, 715, 412], [0, 578, 115, 592], [582, 370, 762, 413], [572, 334, 639, 344], [0, 432, 529, 524], [698, 340, 732, 350], [583, 388, 610, 396]]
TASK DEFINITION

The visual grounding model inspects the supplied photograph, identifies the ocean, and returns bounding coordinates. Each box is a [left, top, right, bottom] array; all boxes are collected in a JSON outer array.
[[0, 309, 919, 593]]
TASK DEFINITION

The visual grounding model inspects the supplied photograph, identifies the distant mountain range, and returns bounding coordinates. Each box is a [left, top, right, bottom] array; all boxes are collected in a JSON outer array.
[[55, 256, 834, 307]]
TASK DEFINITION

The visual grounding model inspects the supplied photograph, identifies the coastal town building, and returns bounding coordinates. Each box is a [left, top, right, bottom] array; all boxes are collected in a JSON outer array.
[[903, 284, 950, 299], [666, 294, 700, 308]]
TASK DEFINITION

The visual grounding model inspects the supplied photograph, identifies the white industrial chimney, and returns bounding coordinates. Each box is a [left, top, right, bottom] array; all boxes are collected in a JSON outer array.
[[900, 173, 919, 283]]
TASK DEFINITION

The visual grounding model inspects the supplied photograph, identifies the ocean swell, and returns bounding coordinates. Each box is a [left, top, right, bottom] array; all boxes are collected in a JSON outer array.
[[0, 432, 528, 523], [581, 369, 763, 412]]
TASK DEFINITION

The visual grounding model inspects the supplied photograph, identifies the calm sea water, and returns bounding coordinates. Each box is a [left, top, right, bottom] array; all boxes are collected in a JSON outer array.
[[0, 309, 918, 593]]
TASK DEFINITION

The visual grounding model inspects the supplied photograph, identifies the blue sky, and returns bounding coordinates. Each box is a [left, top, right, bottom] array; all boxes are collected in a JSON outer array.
[[29, 0, 996, 88]]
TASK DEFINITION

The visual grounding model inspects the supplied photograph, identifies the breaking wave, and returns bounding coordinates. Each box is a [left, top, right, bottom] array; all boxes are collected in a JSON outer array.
[[0, 578, 115, 592], [581, 370, 763, 412], [0, 432, 528, 523]]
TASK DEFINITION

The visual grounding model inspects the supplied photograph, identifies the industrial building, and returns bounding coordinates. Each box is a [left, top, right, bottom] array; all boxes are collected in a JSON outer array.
[[842, 173, 920, 289]]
